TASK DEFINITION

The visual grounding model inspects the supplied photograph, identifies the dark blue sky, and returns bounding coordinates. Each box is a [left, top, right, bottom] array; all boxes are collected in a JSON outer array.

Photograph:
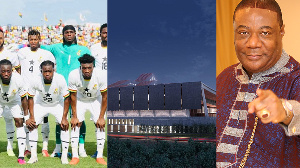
[[108, 0, 216, 89]]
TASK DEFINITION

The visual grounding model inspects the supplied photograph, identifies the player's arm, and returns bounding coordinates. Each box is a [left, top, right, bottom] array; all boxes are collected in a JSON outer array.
[[21, 96, 28, 116], [96, 90, 107, 131], [26, 96, 37, 130], [61, 93, 70, 131], [13, 59, 21, 74], [25, 80, 37, 130], [16, 51, 22, 74], [70, 91, 79, 130], [40, 44, 53, 53], [18, 77, 28, 119], [11, 52, 21, 74], [68, 71, 79, 130]]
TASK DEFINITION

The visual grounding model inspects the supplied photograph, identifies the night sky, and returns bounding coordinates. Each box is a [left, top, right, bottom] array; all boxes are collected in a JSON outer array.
[[108, 0, 216, 89]]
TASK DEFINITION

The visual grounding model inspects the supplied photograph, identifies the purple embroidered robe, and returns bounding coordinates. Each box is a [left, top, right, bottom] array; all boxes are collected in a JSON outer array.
[[217, 51, 300, 168]]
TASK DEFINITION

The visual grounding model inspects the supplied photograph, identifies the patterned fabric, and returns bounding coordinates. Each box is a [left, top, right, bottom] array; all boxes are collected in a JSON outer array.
[[217, 50, 300, 168]]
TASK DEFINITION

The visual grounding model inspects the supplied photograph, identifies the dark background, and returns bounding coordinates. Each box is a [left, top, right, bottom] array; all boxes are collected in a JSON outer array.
[[108, 0, 216, 89]]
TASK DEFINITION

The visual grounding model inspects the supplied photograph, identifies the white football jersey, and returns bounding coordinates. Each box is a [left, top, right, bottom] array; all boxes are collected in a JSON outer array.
[[17, 47, 56, 85], [0, 48, 20, 68], [28, 73, 69, 106], [68, 67, 107, 101], [90, 43, 107, 71], [0, 72, 27, 104]]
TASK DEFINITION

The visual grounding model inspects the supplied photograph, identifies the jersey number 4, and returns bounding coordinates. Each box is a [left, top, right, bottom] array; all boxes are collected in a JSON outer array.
[[29, 66, 33, 72]]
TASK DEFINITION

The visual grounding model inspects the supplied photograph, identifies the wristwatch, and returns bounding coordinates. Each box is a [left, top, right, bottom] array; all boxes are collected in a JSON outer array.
[[281, 99, 293, 123]]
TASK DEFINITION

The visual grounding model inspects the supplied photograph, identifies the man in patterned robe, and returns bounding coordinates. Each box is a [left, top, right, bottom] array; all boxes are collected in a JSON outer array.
[[217, 0, 300, 167]]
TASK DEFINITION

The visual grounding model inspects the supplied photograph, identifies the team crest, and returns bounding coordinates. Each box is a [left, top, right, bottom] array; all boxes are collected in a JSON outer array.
[[12, 89, 16, 94], [93, 84, 97, 89], [38, 56, 43, 62], [54, 88, 58, 94], [77, 50, 81, 56]]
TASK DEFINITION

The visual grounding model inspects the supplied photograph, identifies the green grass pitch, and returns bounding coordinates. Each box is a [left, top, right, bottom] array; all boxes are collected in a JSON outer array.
[[0, 113, 107, 168]]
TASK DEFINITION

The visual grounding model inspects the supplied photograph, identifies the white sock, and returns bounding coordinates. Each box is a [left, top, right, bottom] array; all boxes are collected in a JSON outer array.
[[5, 118, 15, 150], [16, 127, 26, 158], [41, 123, 49, 150], [71, 127, 80, 158], [43, 142, 48, 151], [61, 130, 69, 152], [29, 128, 38, 156], [54, 144, 61, 153], [96, 128, 105, 158], [79, 143, 85, 153], [30, 147, 37, 158], [24, 126, 30, 151], [7, 139, 14, 151]]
